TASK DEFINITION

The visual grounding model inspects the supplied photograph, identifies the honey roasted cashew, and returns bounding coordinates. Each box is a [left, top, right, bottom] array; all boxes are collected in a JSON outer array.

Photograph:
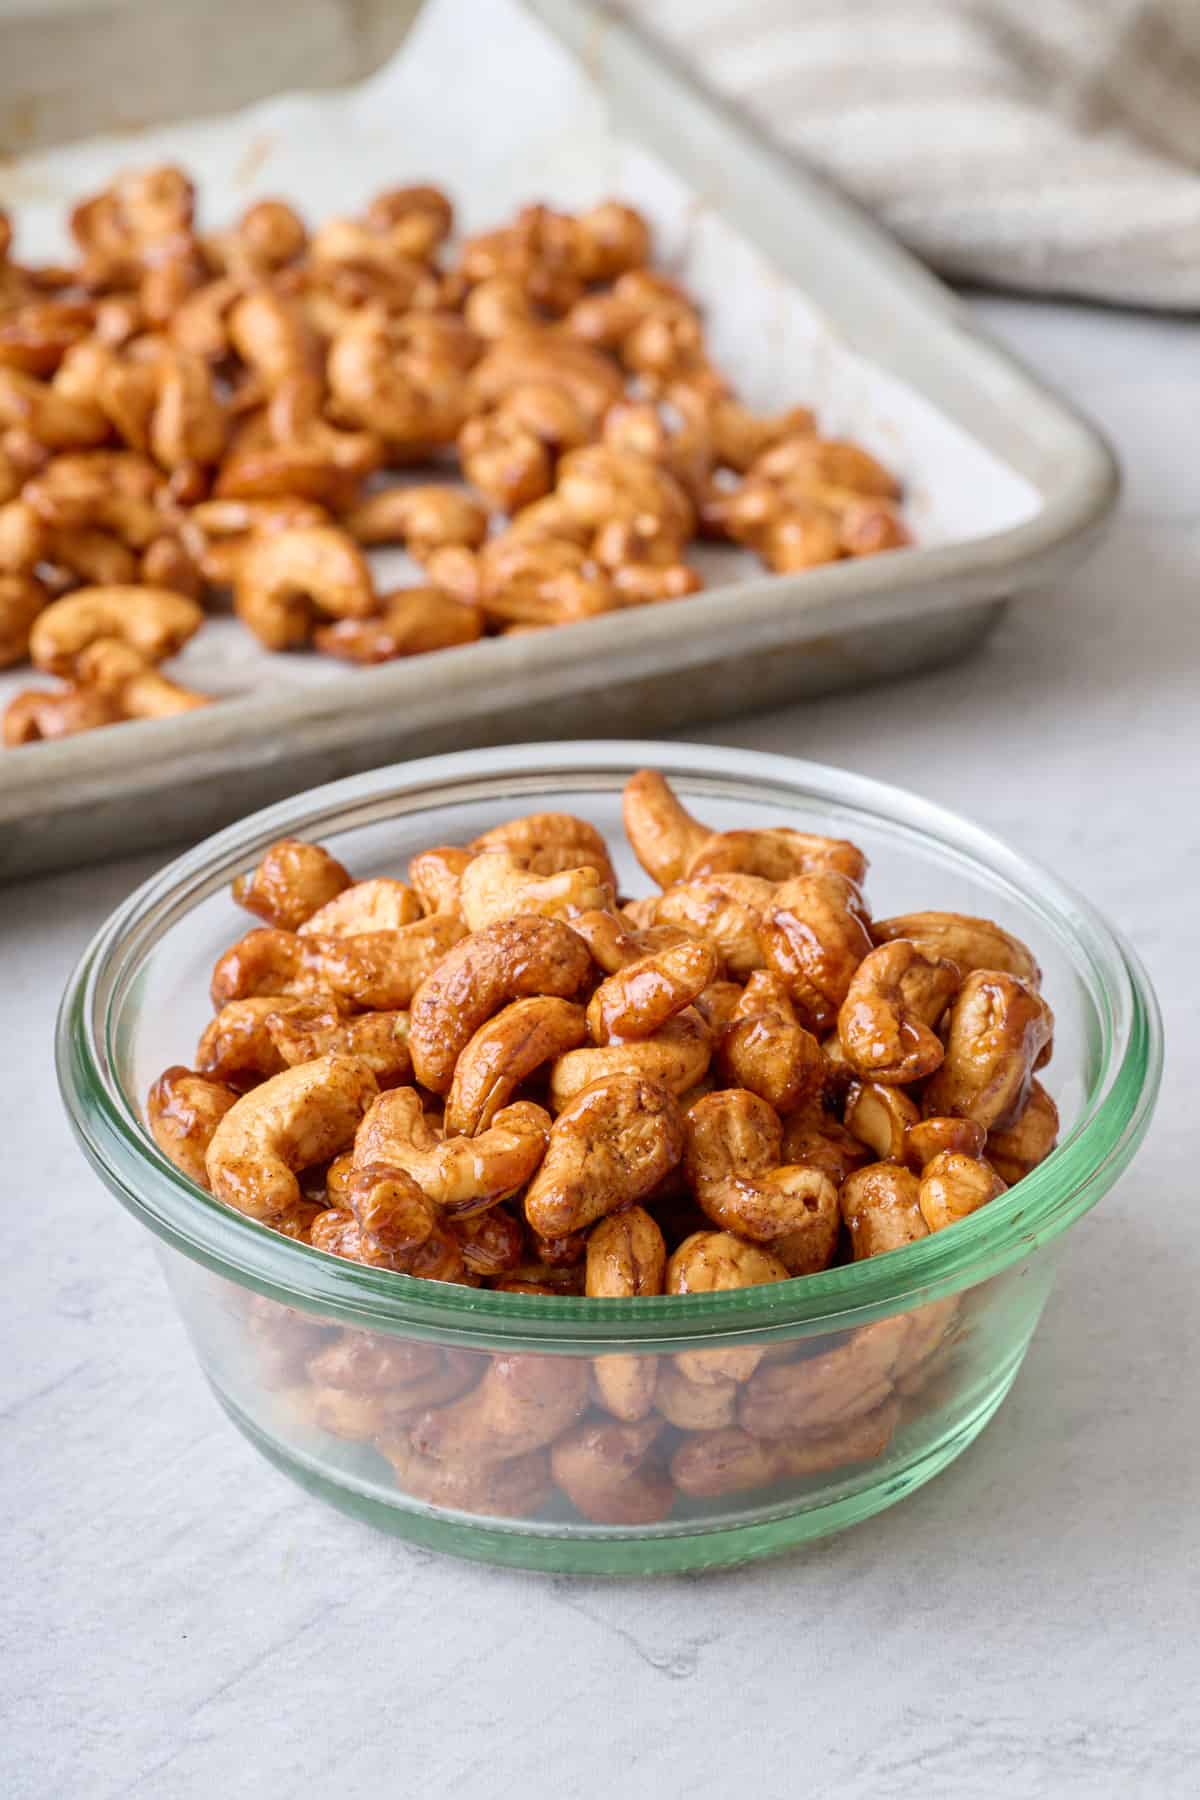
[[451, 1207, 527, 1279], [468, 812, 618, 888], [923, 970, 1054, 1131], [196, 996, 301, 1085], [585, 1204, 667, 1421], [872, 911, 1041, 989], [683, 1089, 839, 1271], [780, 1097, 873, 1186], [762, 872, 875, 1031], [74, 637, 210, 719], [234, 524, 375, 650], [837, 939, 960, 1085], [344, 1163, 436, 1262], [0, 366, 109, 449], [266, 1003, 413, 1087], [672, 1403, 898, 1499], [444, 996, 588, 1137], [459, 850, 615, 934], [209, 927, 335, 1008], [665, 1231, 789, 1384], [547, 1007, 712, 1110], [551, 1417, 673, 1525], [304, 915, 469, 1011], [147, 1065, 238, 1188], [654, 1363, 738, 1431], [918, 1151, 1006, 1233], [29, 584, 202, 677], [570, 908, 708, 977], [2, 682, 122, 745], [407, 845, 474, 919], [653, 874, 775, 980], [904, 1115, 987, 1171], [376, 1435, 553, 1520], [232, 838, 352, 932], [737, 1314, 909, 1439], [840, 1163, 929, 1261], [352, 1086, 550, 1219], [843, 1080, 921, 1164], [0, 574, 47, 667], [985, 1079, 1059, 1186], [684, 827, 868, 888], [408, 915, 592, 1095], [205, 1053, 378, 1221], [409, 1352, 590, 1467], [524, 1073, 683, 1237], [297, 877, 423, 938], [717, 970, 824, 1113], [343, 484, 488, 557], [311, 1208, 467, 1280], [315, 587, 484, 663], [586, 937, 718, 1045]]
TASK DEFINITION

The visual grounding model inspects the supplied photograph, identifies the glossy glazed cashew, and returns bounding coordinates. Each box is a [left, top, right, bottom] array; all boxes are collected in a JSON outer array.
[[232, 838, 352, 932], [196, 997, 299, 1084], [547, 1007, 712, 1110], [683, 1088, 839, 1269], [444, 996, 588, 1137], [297, 877, 422, 938], [0, 499, 44, 574], [149, 349, 227, 470], [840, 1163, 929, 1261], [234, 525, 375, 650], [0, 367, 108, 448], [843, 1080, 921, 1164], [837, 940, 960, 1084], [762, 872, 874, 1031], [524, 1074, 683, 1237], [750, 434, 901, 500], [408, 845, 474, 919], [458, 411, 552, 513], [671, 1402, 898, 1498], [467, 338, 623, 430], [315, 587, 484, 663], [551, 1418, 673, 1525], [872, 911, 1041, 989], [471, 534, 617, 627], [685, 827, 868, 887], [665, 1231, 789, 1384], [311, 1209, 467, 1280], [344, 1163, 436, 1262], [468, 812, 618, 887], [205, 1053, 378, 1221], [0, 574, 46, 667], [326, 316, 465, 448], [918, 1151, 1006, 1233], [147, 1066, 238, 1187], [226, 287, 315, 393], [408, 916, 591, 1095], [780, 1097, 874, 1186], [586, 937, 718, 1044], [737, 1314, 908, 1439], [266, 1003, 413, 1087], [305, 914, 468, 1010], [343, 484, 488, 557], [209, 927, 331, 1008], [923, 970, 1054, 1131], [451, 1207, 526, 1278], [353, 1086, 550, 1219], [2, 683, 122, 745], [570, 909, 705, 977], [717, 970, 824, 1113], [74, 637, 209, 719], [29, 584, 202, 677], [621, 768, 710, 888], [904, 1115, 987, 1170], [410, 1352, 590, 1466], [459, 850, 615, 934], [376, 1435, 553, 1520], [986, 1079, 1060, 1186], [586, 1205, 667, 1421], [653, 875, 776, 980]]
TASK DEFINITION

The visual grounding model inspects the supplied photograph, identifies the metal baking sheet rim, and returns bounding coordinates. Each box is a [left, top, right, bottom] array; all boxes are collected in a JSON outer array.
[[0, 0, 1119, 880]]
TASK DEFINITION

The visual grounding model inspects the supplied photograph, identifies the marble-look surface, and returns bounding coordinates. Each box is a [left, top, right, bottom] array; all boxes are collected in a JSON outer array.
[[2, 296, 1196, 1800]]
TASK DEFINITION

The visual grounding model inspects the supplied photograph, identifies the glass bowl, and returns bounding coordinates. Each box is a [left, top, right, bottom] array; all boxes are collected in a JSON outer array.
[[57, 741, 1161, 1574]]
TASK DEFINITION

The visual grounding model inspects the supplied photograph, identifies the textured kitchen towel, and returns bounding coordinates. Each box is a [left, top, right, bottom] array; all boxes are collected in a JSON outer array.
[[611, 0, 1200, 309]]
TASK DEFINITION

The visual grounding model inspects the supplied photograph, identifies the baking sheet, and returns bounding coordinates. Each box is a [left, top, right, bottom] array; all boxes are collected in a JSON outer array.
[[0, 0, 1115, 878]]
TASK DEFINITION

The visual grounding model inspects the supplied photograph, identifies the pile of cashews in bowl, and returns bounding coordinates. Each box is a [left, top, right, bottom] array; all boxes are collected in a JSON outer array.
[[145, 768, 1059, 1522], [1, 165, 910, 745]]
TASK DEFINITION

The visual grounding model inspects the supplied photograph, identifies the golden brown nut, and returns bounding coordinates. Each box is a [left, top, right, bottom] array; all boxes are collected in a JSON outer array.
[[408, 845, 475, 918], [524, 1073, 683, 1237], [304, 915, 469, 1010], [904, 1115, 987, 1170], [408, 916, 591, 1095], [736, 1315, 908, 1438], [232, 838, 352, 932], [0, 366, 109, 449], [458, 411, 552, 513], [147, 1065, 238, 1188], [344, 1162, 436, 1261], [843, 1080, 921, 1163], [986, 1079, 1059, 1186], [838, 940, 960, 1085], [665, 1231, 789, 1384], [29, 584, 202, 677], [444, 996, 588, 1137], [74, 637, 209, 719], [840, 1162, 929, 1261], [196, 997, 298, 1085], [547, 1007, 712, 1110], [654, 1363, 739, 1431], [266, 1003, 413, 1087], [671, 1402, 898, 1498], [586, 937, 718, 1044], [0, 500, 46, 574], [296, 877, 422, 938], [0, 574, 47, 667], [205, 1053, 378, 1222], [781, 1096, 873, 1186], [451, 1207, 526, 1278], [314, 588, 484, 663], [762, 872, 874, 1031], [311, 1209, 466, 1280], [551, 1417, 673, 1525], [685, 827, 867, 888], [586, 1205, 667, 1421], [683, 1088, 839, 1270], [872, 911, 1041, 989], [3, 683, 122, 744], [343, 484, 488, 556], [459, 851, 615, 934], [468, 812, 618, 887], [653, 875, 776, 979], [353, 1087, 550, 1219], [234, 525, 375, 650], [718, 970, 824, 1113], [918, 1151, 1006, 1232], [923, 970, 1054, 1131], [376, 1435, 552, 1520], [410, 1352, 590, 1466], [750, 435, 901, 500]]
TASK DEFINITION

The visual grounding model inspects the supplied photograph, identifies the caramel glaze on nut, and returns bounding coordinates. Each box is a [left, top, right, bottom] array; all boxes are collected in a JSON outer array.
[[146, 768, 1065, 1526]]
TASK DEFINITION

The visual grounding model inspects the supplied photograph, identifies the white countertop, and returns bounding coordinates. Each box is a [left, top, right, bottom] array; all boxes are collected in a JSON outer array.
[[3, 295, 1196, 1800]]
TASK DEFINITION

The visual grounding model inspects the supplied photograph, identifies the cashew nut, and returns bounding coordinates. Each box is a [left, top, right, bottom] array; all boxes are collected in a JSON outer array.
[[737, 1315, 908, 1439], [147, 1065, 238, 1188], [232, 838, 352, 932], [524, 1074, 683, 1237], [234, 524, 375, 649], [266, 1003, 413, 1087], [923, 970, 1054, 1131], [459, 850, 615, 934], [409, 1352, 590, 1466], [408, 845, 474, 919], [586, 936, 717, 1044], [29, 583, 202, 677], [872, 911, 1041, 989], [468, 812, 618, 888], [622, 768, 710, 887], [762, 872, 874, 1030], [683, 1089, 839, 1271], [840, 1162, 929, 1261], [586, 1205, 667, 1421], [315, 588, 484, 663], [717, 970, 824, 1112], [671, 1402, 898, 1499], [986, 1079, 1059, 1186], [837, 940, 960, 1084], [918, 1150, 1006, 1232], [665, 1231, 789, 1384], [444, 996, 588, 1136], [547, 1007, 712, 1110], [297, 877, 422, 938], [353, 1086, 550, 1219], [205, 1053, 377, 1221], [780, 1096, 873, 1186], [551, 1418, 673, 1525]]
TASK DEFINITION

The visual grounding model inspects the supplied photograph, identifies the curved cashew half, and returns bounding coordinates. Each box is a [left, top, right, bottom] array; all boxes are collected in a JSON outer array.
[[843, 1080, 920, 1163], [547, 1007, 712, 1110], [551, 1418, 673, 1525], [306, 914, 468, 1009], [376, 1435, 552, 1520], [736, 1315, 908, 1439], [444, 996, 588, 1136], [904, 1115, 987, 1171], [717, 970, 824, 1112], [781, 1097, 874, 1186], [468, 811, 618, 888], [232, 838, 352, 932], [872, 911, 1041, 989], [684, 827, 867, 887], [196, 996, 299, 1084], [683, 1089, 839, 1271], [762, 872, 874, 1031], [622, 768, 710, 887], [266, 1003, 413, 1086], [586, 936, 717, 1044], [524, 1073, 683, 1237], [147, 1065, 238, 1188], [918, 1151, 1006, 1232], [985, 1079, 1059, 1186], [408, 916, 591, 1095], [672, 1403, 898, 1499], [234, 525, 375, 650], [653, 875, 775, 979], [840, 1163, 928, 1261], [459, 850, 615, 934], [205, 1053, 378, 1221], [922, 970, 1054, 1131], [353, 1087, 550, 1218], [408, 845, 474, 919], [586, 1205, 667, 1421], [837, 940, 960, 1084], [665, 1231, 789, 1384], [409, 1352, 590, 1466], [29, 583, 202, 677], [297, 877, 422, 937]]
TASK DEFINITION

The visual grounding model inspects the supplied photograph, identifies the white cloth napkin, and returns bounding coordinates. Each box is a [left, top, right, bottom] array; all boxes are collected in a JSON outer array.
[[612, 0, 1200, 309]]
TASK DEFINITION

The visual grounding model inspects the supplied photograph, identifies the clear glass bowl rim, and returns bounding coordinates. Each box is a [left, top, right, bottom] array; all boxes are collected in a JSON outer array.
[[57, 739, 1162, 1352]]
